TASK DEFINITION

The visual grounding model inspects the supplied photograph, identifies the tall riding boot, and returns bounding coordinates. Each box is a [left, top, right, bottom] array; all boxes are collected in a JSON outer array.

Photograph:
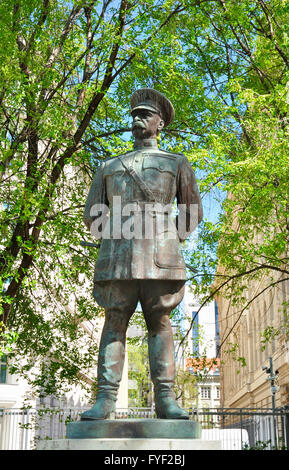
[[81, 323, 126, 420], [148, 326, 189, 420]]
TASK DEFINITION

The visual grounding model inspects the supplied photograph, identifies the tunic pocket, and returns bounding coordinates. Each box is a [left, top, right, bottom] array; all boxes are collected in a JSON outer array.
[[153, 214, 185, 269], [142, 156, 177, 176], [142, 157, 177, 199]]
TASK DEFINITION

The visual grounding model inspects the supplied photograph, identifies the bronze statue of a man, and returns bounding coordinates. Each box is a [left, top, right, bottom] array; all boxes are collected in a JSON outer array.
[[82, 89, 203, 420]]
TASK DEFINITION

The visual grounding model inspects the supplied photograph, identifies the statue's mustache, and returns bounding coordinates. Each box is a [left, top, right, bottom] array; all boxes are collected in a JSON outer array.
[[132, 121, 146, 129]]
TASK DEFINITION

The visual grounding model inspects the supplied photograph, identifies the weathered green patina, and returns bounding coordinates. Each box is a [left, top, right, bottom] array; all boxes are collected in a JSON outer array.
[[67, 419, 202, 439], [81, 89, 203, 422]]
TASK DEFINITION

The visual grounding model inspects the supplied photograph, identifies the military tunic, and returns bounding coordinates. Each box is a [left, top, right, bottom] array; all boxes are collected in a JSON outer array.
[[84, 144, 203, 282]]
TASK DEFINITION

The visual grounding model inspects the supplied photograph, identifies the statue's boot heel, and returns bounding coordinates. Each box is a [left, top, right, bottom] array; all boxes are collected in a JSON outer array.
[[81, 397, 116, 420], [155, 396, 189, 420]]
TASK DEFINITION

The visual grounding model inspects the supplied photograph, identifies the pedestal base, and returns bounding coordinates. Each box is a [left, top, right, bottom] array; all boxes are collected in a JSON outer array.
[[37, 438, 221, 450], [66, 419, 202, 439], [37, 419, 221, 451]]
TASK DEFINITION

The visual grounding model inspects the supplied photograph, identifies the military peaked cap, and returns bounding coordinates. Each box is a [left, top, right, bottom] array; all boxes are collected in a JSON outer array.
[[130, 88, 175, 127]]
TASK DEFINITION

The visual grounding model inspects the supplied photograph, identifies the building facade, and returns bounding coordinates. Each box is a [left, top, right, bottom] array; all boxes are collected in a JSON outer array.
[[216, 272, 289, 409]]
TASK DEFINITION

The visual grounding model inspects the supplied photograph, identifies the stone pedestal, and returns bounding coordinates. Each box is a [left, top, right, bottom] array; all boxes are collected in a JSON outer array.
[[66, 419, 202, 439], [37, 438, 221, 450], [36, 419, 221, 450]]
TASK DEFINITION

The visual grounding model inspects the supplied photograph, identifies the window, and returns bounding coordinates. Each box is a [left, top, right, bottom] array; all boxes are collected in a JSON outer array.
[[0, 355, 7, 384], [201, 386, 211, 399], [216, 386, 220, 399]]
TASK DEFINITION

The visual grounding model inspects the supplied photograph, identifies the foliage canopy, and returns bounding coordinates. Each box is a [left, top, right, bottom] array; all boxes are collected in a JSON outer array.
[[0, 0, 288, 395]]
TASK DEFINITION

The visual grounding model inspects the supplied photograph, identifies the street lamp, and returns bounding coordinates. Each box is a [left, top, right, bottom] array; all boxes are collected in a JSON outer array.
[[262, 357, 279, 448], [262, 357, 279, 411]]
